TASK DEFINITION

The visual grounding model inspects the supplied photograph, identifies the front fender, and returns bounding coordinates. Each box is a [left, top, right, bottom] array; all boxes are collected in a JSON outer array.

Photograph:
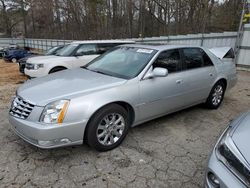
[[63, 80, 140, 125]]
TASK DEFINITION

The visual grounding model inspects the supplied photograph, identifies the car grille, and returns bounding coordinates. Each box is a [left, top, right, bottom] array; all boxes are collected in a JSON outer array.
[[9, 96, 35, 119], [25, 63, 33, 70]]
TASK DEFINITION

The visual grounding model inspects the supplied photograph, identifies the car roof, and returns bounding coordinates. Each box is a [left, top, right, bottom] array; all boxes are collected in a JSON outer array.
[[119, 44, 203, 51], [72, 40, 135, 44]]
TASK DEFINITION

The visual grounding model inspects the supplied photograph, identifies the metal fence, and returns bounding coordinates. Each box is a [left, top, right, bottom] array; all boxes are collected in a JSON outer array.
[[0, 31, 238, 51], [3, 31, 250, 67], [237, 24, 250, 68], [24, 38, 73, 51], [0, 38, 25, 48], [138, 32, 237, 49]]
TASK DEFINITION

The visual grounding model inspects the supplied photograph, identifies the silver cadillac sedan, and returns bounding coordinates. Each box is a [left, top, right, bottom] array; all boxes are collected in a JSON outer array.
[[9, 44, 237, 151], [205, 110, 250, 188]]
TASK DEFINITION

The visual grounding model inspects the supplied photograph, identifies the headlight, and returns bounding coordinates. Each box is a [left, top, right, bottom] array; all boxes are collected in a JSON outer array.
[[27, 63, 43, 70], [33, 64, 43, 70], [216, 127, 250, 187], [40, 100, 69, 124]]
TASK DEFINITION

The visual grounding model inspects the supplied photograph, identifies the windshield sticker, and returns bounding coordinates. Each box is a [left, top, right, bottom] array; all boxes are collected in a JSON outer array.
[[136, 49, 153, 54]]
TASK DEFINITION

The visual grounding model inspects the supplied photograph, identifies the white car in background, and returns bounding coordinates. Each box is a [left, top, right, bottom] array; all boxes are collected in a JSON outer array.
[[24, 40, 134, 78]]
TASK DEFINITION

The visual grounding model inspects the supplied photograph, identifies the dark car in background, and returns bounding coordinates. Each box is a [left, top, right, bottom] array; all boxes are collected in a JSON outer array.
[[18, 45, 67, 74], [3, 49, 36, 63], [0, 47, 4, 58]]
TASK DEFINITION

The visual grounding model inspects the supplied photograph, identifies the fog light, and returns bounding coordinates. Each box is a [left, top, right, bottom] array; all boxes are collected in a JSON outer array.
[[38, 140, 53, 146], [208, 172, 220, 188], [38, 138, 71, 147], [60, 138, 70, 144]]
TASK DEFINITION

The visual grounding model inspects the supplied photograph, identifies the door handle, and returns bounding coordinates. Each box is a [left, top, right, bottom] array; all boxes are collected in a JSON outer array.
[[176, 79, 183, 84]]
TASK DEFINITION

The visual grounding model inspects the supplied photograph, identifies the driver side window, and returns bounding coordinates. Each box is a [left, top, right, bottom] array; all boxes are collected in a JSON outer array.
[[153, 49, 181, 73]]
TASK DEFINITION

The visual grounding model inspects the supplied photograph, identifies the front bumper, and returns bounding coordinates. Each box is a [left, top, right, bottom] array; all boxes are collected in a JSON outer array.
[[24, 68, 47, 78], [205, 148, 246, 188], [18, 62, 25, 74], [9, 114, 87, 149], [3, 57, 11, 62]]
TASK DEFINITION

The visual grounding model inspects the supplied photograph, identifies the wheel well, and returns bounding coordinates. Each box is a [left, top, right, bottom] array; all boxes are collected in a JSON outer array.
[[115, 101, 135, 126], [93, 102, 135, 126], [217, 78, 227, 89], [49, 66, 67, 73], [83, 101, 135, 144]]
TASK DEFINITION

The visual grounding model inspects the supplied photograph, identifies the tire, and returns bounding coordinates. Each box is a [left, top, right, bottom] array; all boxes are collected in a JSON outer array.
[[11, 58, 17, 63], [205, 81, 226, 109], [49, 66, 67, 74], [86, 104, 129, 151]]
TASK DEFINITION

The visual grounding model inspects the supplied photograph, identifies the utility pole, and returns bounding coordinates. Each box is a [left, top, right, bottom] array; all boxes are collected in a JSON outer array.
[[20, 0, 27, 37], [235, 0, 249, 59]]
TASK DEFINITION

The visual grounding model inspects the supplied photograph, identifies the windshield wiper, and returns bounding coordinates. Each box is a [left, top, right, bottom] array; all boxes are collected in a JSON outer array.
[[90, 69, 110, 76], [81, 66, 89, 70]]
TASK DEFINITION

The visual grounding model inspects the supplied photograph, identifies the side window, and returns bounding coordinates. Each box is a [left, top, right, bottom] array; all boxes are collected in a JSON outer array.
[[153, 49, 181, 73], [224, 48, 235, 58], [75, 44, 97, 56], [201, 49, 214, 66], [182, 48, 203, 69]]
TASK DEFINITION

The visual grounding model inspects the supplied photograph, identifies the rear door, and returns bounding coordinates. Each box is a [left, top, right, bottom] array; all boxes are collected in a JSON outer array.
[[179, 48, 217, 106]]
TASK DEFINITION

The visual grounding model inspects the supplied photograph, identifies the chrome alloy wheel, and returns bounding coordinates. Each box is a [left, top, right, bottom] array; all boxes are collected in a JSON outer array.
[[96, 113, 125, 146], [212, 85, 223, 106]]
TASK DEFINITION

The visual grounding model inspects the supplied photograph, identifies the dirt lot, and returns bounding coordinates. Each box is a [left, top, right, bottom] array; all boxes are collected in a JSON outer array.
[[0, 60, 27, 108], [0, 59, 249, 188]]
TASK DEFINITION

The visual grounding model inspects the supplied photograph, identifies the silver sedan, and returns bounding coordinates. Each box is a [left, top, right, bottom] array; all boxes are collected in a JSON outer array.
[[9, 44, 237, 151], [205, 110, 250, 188]]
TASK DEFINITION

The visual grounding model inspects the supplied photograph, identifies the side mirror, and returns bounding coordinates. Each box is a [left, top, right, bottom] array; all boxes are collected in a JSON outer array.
[[144, 67, 168, 79]]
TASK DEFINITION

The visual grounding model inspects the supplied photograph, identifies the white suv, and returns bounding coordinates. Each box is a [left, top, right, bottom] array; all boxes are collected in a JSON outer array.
[[24, 40, 134, 78]]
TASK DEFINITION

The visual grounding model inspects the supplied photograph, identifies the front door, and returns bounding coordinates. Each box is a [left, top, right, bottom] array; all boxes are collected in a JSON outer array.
[[138, 49, 185, 121]]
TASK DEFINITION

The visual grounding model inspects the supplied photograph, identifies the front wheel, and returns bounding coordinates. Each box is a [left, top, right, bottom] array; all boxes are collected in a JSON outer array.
[[205, 81, 226, 109], [86, 104, 129, 151], [11, 58, 17, 63]]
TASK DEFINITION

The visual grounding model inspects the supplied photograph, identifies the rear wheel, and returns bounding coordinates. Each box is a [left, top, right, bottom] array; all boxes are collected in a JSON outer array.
[[205, 81, 226, 109], [49, 66, 67, 74], [86, 104, 129, 151]]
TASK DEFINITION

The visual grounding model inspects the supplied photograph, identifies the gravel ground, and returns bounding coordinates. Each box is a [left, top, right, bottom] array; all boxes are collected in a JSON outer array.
[[0, 59, 249, 188]]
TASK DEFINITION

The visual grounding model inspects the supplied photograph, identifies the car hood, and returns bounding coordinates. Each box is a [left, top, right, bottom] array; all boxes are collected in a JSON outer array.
[[27, 55, 58, 64], [27, 55, 77, 64], [17, 68, 126, 106], [19, 55, 40, 62], [231, 111, 250, 164]]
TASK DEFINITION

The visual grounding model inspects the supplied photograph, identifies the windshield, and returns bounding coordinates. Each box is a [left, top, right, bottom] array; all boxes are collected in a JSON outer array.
[[86, 46, 157, 79], [56, 43, 79, 56], [46, 46, 63, 55]]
